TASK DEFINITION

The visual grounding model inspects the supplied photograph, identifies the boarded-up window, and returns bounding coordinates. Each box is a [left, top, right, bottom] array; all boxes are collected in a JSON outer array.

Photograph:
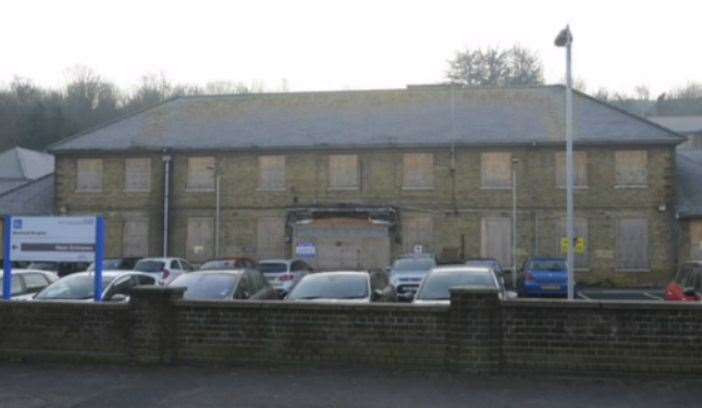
[[186, 217, 213, 261], [555, 151, 588, 188], [257, 217, 285, 258], [616, 218, 649, 271], [403, 153, 434, 190], [556, 217, 589, 269], [481, 217, 512, 268], [187, 157, 215, 191], [258, 156, 286, 191], [615, 151, 648, 186], [123, 219, 149, 257], [329, 155, 359, 190], [481, 152, 512, 189], [124, 158, 151, 192], [690, 221, 702, 260], [402, 216, 434, 253], [76, 159, 103, 192]]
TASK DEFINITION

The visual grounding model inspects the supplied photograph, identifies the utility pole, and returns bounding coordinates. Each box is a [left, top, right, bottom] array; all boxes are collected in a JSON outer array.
[[512, 158, 519, 289]]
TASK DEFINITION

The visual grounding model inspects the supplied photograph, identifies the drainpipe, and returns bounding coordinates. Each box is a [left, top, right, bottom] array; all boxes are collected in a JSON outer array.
[[162, 154, 172, 257], [215, 173, 221, 258]]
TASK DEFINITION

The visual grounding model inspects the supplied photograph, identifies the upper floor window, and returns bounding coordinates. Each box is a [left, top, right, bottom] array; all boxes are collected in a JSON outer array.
[[187, 157, 215, 192], [124, 158, 151, 192], [481, 152, 512, 189], [403, 153, 434, 190], [258, 155, 285, 191], [329, 154, 359, 190], [555, 151, 588, 188], [76, 158, 103, 192], [615, 151, 648, 187]]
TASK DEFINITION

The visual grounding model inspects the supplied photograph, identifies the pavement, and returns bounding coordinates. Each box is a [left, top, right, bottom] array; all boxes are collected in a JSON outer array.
[[0, 363, 699, 407]]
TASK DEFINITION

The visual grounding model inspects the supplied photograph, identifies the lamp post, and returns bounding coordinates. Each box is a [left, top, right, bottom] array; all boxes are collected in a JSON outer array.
[[555, 25, 575, 300], [512, 158, 519, 290]]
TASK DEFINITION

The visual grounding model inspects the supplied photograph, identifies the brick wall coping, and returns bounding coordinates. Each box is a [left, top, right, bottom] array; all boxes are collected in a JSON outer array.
[[501, 298, 702, 310], [175, 299, 450, 313], [0, 300, 128, 311]]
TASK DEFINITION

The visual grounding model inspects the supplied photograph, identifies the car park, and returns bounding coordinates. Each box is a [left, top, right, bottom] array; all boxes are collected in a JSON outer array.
[[168, 269, 277, 301], [34, 271, 157, 302], [518, 257, 568, 298], [0, 269, 58, 300], [286, 271, 396, 303], [259, 259, 313, 296], [412, 265, 505, 305], [665, 261, 702, 301], [134, 257, 195, 285], [86, 258, 141, 271], [388, 254, 437, 301], [199, 257, 258, 271]]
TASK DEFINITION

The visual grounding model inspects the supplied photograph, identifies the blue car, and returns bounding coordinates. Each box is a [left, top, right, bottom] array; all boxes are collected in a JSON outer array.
[[519, 257, 568, 298]]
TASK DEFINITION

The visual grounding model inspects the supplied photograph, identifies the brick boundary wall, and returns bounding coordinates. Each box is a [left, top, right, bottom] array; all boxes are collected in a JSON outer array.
[[0, 287, 701, 375]]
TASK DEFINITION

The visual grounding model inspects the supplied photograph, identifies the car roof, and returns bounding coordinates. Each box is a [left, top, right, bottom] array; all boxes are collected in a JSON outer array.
[[137, 257, 182, 262], [307, 271, 369, 278], [183, 270, 245, 276], [70, 271, 151, 278], [259, 259, 296, 264], [430, 265, 492, 274]]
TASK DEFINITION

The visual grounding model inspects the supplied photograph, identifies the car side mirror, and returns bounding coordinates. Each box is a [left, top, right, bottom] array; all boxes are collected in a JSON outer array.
[[683, 287, 698, 297], [109, 293, 129, 302]]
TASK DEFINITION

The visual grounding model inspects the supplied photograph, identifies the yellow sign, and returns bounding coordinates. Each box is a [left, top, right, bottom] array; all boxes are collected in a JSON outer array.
[[561, 237, 586, 255]]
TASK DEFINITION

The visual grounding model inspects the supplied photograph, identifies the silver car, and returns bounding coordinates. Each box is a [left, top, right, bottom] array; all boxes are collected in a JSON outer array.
[[259, 259, 312, 296], [0, 269, 58, 300], [286, 271, 396, 303], [388, 255, 437, 301], [412, 265, 503, 305], [34, 271, 157, 302]]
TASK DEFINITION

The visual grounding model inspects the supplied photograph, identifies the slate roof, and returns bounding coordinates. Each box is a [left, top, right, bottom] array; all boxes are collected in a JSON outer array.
[[0, 147, 54, 195], [648, 116, 702, 135], [676, 150, 702, 218], [49, 85, 684, 153]]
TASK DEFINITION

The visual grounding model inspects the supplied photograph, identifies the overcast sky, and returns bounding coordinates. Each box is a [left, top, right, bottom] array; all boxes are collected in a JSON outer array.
[[2, 0, 699, 96]]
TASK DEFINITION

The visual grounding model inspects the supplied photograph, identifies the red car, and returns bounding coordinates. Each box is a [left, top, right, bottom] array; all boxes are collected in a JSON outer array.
[[664, 261, 702, 301]]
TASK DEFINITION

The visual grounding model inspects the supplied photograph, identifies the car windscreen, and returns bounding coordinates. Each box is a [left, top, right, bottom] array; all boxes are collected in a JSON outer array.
[[35, 274, 117, 300], [391, 258, 436, 272], [134, 261, 165, 273], [170, 273, 238, 300], [199, 260, 240, 271], [288, 274, 369, 300], [416, 271, 496, 300], [528, 260, 566, 272], [259, 263, 288, 274]]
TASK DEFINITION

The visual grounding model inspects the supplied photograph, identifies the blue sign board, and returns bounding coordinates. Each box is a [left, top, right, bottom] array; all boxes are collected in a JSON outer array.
[[295, 242, 317, 258]]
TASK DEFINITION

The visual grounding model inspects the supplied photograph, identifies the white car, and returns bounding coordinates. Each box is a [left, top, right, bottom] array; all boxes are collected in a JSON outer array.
[[34, 271, 157, 302], [412, 265, 515, 305], [134, 257, 195, 285], [259, 259, 313, 295], [0, 269, 58, 300]]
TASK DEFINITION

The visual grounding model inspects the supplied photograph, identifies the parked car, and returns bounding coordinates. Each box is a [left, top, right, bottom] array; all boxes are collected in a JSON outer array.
[[27, 261, 90, 277], [34, 271, 157, 302], [665, 261, 702, 301], [519, 257, 568, 298], [0, 269, 58, 300], [286, 271, 396, 303], [388, 254, 437, 301], [466, 258, 508, 289], [199, 257, 257, 271], [259, 259, 313, 296], [86, 257, 141, 271], [412, 265, 507, 305], [134, 257, 195, 285], [168, 269, 277, 301]]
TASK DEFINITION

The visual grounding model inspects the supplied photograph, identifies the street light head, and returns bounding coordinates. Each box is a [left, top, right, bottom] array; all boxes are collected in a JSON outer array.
[[554, 26, 573, 47]]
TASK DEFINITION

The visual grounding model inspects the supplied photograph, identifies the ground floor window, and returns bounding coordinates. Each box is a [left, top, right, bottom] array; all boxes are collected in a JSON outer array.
[[690, 220, 702, 260], [123, 218, 149, 257], [481, 217, 511, 268], [616, 218, 649, 271], [187, 217, 213, 261]]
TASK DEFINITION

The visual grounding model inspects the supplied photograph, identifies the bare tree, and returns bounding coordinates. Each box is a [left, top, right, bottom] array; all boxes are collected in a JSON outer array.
[[446, 45, 544, 87]]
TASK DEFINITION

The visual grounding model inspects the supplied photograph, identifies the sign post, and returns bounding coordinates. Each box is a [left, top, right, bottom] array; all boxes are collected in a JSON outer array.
[[3, 216, 11, 300], [94, 217, 105, 302]]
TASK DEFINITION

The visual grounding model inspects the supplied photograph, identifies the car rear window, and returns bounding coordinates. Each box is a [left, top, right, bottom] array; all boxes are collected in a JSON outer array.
[[259, 263, 288, 274], [288, 274, 369, 300], [200, 260, 241, 271], [134, 261, 165, 273], [170, 273, 238, 300], [528, 260, 566, 271], [416, 270, 496, 300]]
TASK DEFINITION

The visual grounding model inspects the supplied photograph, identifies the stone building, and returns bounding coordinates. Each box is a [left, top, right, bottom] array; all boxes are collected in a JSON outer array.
[[49, 86, 683, 286]]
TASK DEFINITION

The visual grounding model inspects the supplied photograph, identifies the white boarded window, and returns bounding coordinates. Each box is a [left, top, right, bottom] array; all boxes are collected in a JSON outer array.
[[258, 156, 286, 191], [555, 151, 588, 188], [615, 151, 648, 187], [187, 157, 215, 191], [403, 153, 434, 190], [556, 217, 589, 269], [616, 218, 649, 271], [329, 155, 359, 190], [123, 219, 149, 257], [257, 217, 285, 258], [186, 217, 213, 261], [76, 159, 103, 192], [124, 158, 151, 192], [690, 221, 702, 260], [481, 152, 512, 189], [481, 217, 512, 268], [402, 216, 434, 253]]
